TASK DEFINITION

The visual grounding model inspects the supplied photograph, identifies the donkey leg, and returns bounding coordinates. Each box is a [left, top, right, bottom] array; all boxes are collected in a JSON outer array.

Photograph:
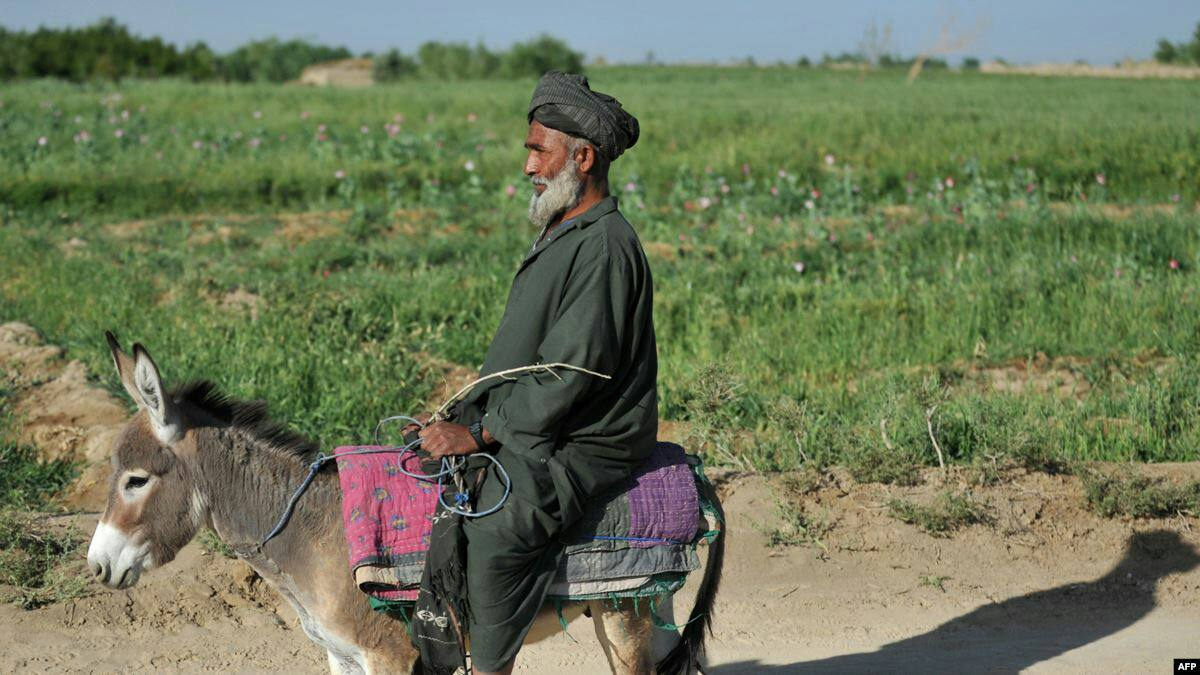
[[588, 598, 655, 675]]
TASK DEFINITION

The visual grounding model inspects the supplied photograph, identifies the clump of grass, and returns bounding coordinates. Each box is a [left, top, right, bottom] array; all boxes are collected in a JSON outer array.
[[919, 574, 951, 592], [198, 528, 237, 558], [848, 444, 922, 486], [0, 443, 78, 510], [763, 471, 833, 550], [888, 491, 991, 537], [1081, 470, 1200, 518], [0, 510, 89, 609]]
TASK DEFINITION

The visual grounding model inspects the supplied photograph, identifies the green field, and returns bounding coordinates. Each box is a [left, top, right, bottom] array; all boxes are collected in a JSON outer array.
[[2, 68, 1199, 475]]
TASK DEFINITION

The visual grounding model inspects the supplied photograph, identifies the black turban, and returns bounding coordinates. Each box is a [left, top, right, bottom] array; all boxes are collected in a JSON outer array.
[[528, 71, 639, 161]]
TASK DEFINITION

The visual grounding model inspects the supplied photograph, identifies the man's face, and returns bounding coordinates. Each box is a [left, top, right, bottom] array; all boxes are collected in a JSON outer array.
[[524, 121, 570, 195], [524, 121, 584, 228]]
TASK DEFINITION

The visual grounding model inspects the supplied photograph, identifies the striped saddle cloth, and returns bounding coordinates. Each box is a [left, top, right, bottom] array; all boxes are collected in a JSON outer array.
[[335, 441, 709, 602]]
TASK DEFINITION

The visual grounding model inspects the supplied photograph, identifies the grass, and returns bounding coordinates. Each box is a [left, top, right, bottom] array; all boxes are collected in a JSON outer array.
[[1081, 470, 1200, 518], [198, 528, 238, 559], [0, 510, 88, 609], [1, 69, 1199, 475], [764, 469, 834, 550], [0, 392, 88, 608], [888, 491, 992, 537]]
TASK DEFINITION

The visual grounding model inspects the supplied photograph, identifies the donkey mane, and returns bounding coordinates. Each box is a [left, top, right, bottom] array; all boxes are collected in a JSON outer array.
[[171, 380, 319, 462]]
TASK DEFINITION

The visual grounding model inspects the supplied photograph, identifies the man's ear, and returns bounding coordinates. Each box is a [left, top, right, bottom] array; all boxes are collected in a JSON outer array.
[[576, 143, 597, 174]]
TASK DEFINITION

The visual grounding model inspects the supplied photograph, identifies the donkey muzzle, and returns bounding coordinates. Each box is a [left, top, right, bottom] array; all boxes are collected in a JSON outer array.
[[87, 521, 152, 589]]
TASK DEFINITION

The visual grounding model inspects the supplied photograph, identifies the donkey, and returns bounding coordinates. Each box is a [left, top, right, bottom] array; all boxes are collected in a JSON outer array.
[[86, 333, 724, 675]]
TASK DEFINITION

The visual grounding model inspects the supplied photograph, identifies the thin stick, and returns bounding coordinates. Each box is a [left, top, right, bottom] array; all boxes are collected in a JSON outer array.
[[432, 363, 611, 420], [925, 405, 947, 475], [879, 419, 895, 452]]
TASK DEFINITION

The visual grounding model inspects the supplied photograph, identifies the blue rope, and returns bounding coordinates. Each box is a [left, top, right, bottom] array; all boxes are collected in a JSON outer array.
[[588, 535, 691, 545], [259, 414, 512, 547]]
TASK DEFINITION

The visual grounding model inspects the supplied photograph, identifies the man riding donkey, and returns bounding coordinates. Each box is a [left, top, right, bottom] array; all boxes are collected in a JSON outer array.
[[405, 71, 658, 675]]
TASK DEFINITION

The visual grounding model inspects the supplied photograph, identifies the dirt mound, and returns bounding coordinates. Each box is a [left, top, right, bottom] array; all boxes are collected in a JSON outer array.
[[1, 323, 127, 509]]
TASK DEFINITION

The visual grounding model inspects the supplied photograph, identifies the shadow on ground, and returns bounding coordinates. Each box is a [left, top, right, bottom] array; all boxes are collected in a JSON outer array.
[[709, 530, 1198, 674]]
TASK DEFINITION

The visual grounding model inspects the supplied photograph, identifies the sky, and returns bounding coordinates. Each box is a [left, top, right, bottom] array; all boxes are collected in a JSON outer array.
[[3, 0, 1198, 65]]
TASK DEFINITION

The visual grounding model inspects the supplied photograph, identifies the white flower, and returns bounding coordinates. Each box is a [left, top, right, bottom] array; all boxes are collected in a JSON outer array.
[[464, 160, 476, 172], [804, 199, 815, 210], [792, 261, 806, 273]]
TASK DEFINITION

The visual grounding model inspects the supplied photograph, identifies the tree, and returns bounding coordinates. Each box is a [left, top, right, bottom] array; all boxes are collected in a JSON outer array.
[[503, 34, 584, 78], [374, 48, 418, 82], [1154, 38, 1179, 63]]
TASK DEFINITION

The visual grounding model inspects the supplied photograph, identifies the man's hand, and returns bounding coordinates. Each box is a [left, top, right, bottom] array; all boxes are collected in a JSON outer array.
[[418, 421, 479, 458], [400, 412, 432, 436]]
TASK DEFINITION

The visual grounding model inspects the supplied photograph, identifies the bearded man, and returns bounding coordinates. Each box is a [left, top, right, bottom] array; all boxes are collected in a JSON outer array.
[[411, 71, 657, 675]]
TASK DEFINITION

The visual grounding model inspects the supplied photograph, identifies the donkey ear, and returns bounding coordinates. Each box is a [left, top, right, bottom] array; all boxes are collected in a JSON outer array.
[[129, 342, 183, 445], [106, 331, 141, 403]]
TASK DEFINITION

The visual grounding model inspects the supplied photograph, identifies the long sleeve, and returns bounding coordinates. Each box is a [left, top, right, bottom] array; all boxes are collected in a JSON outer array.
[[481, 248, 631, 459]]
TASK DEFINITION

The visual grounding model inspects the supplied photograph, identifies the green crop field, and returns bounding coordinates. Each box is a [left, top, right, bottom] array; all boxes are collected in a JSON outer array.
[[2, 68, 1199, 476]]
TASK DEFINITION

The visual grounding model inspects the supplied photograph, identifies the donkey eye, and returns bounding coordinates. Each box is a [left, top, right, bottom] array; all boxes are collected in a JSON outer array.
[[125, 475, 150, 490]]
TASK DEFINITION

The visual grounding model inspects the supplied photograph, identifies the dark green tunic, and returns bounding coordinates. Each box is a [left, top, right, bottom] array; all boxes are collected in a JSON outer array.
[[458, 195, 658, 670]]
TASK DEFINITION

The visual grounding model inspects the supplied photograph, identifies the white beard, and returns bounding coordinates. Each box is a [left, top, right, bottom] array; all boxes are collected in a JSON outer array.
[[528, 158, 583, 229]]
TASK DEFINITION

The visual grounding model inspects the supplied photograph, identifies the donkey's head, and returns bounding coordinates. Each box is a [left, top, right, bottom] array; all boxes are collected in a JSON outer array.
[[87, 332, 207, 589]]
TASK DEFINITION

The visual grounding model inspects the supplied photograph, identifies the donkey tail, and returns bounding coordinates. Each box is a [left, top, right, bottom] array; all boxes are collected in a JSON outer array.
[[655, 477, 726, 675]]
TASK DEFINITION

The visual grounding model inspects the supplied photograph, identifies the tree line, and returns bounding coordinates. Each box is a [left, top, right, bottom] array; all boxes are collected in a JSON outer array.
[[0, 18, 583, 82], [1153, 22, 1200, 65]]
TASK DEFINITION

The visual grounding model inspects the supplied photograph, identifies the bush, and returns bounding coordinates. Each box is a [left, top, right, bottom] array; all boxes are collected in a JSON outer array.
[[1081, 470, 1200, 518], [889, 492, 991, 536]]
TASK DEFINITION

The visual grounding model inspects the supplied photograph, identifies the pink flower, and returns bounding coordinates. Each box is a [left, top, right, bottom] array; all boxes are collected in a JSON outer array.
[[792, 261, 806, 273], [317, 133, 328, 142], [466, 112, 478, 123], [1095, 173, 1106, 186], [944, 176, 955, 189], [334, 169, 346, 179], [1169, 259, 1180, 270], [505, 184, 516, 197], [720, 183, 730, 194], [300, 111, 310, 120], [385, 124, 400, 137], [248, 137, 261, 149], [318, 123, 327, 132], [233, 131, 243, 140], [827, 232, 837, 243], [253, 110, 263, 119], [121, 109, 130, 120], [624, 181, 637, 193], [393, 113, 404, 123], [36, 136, 47, 146], [114, 128, 124, 138], [866, 232, 874, 241], [192, 140, 204, 150], [824, 153, 836, 166], [360, 125, 370, 134], [811, 189, 822, 199], [778, 168, 788, 178], [1170, 193, 1181, 203], [1026, 183, 1036, 194], [678, 233, 688, 242], [741, 163, 751, 176], [1114, 268, 1122, 278], [770, 186, 779, 197], [738, 212, 747, 222]]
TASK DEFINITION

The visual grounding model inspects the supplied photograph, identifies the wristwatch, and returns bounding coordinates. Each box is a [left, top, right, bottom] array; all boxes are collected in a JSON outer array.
[[468, 419, 488, 451]]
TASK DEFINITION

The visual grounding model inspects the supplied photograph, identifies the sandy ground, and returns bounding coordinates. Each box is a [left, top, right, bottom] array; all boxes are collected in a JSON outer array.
[[3, 322, 1199, 674]]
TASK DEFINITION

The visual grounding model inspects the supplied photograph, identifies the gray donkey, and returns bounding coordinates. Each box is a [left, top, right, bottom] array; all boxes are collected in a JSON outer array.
[[86, 333, 724, 674]]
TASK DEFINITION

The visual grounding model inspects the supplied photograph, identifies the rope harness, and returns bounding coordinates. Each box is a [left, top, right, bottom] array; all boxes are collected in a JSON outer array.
[[258, 363, 609, 548]]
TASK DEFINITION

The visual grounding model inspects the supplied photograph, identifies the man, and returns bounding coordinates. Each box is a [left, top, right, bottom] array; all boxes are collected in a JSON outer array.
[[414, 71, 657, 674]]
